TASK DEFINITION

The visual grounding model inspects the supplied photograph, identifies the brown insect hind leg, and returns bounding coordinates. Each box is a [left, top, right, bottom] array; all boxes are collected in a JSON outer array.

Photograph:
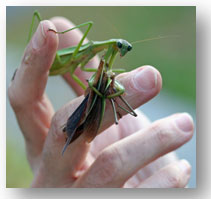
[[109, 98, 119, 124]]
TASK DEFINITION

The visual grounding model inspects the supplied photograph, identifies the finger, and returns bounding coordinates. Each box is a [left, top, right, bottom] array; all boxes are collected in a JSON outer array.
[[90, 110, 178, 179], [101, 65, 162, 132], [90, 109, 151, 158], [125, 152, 178, 187], [8, 20, 58, 169], [135, 152, 178, 181], [74, 113, 194, 187], [138, 159, 191, 188], [50, 17, 99, 96]]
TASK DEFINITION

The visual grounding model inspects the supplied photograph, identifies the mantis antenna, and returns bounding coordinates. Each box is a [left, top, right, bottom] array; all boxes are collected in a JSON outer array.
[[131, 35, 180, 45]]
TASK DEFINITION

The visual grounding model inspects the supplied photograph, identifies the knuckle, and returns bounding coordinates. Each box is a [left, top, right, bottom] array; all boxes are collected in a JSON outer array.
[[167, 166, 183, 188], [8, 86, 15, 106], [8, 85, 23, 113], [168, 176, 181, 188], [152, 122, 173, 146], [50, 112, 64, 142], [93, 147, 123, 185], [98, 149, 120, 176]]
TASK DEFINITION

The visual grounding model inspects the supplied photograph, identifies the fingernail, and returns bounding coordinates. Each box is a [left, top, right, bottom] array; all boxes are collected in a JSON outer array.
[[178, 159, 191, 175], [133, 66, 157, 91], [32, 21, 46, 49], [175, 113, 193, 132]]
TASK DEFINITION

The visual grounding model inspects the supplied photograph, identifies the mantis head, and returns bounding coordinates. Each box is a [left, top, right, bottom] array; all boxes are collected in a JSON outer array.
[[116, 39, 132, 57]]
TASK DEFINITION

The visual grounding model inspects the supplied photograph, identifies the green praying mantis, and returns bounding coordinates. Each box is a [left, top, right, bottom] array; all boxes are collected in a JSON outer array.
[[27, 11, 175, 155]]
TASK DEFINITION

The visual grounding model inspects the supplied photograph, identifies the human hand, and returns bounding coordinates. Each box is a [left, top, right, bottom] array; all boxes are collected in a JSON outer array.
[[8, 17, 194, 188]]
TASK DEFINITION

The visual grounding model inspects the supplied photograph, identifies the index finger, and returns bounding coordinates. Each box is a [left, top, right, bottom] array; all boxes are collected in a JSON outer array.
[[8, 20, 59, 169], [9, 20, 58, 109]]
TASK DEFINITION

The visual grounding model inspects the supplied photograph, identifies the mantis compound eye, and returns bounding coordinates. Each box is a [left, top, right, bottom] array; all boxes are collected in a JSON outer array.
[[117, 41, 123, 48], [127, 45, 132, 51]]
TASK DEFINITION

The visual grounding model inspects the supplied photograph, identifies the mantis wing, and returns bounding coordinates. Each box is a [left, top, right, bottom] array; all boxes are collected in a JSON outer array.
[[75, 95, 104, 143], [62, 94, 89, 155]]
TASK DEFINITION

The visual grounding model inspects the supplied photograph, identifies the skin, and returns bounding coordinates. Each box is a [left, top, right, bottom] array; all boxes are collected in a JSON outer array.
[[8, 17, 194, 188]]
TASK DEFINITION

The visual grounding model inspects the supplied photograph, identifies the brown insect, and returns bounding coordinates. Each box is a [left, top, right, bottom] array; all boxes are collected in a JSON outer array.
[[62, 59, 137, 155]]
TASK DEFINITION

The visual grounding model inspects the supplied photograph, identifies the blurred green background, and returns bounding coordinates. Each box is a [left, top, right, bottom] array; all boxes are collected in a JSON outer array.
[[6, 6, 196, 187]]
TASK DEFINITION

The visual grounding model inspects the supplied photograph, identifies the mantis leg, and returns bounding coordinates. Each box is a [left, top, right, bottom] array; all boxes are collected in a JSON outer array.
[[27, 11, 64, 70], [72, 74, 87, 90], [27, 10, 42, 43], [107, 49, 118, 70], [110, 99, 119, 124], [107, 80, 125, 98], [112, 68, 126, 73], [49, 21, 93, 64], [80, 52, 98, 72], [107, 89, 124, 99], [112, 81, 137, 116], [88, 81, 103, 97], [81, 65, 98, 72], [49, 21, 95, 88], [103, 46, 125, 73], [80, 55, 125, 73], [27, 11, 65, 71], [104, 45, 114, 65], [108, 80, 137, 117], [114, 96, 137, 117]]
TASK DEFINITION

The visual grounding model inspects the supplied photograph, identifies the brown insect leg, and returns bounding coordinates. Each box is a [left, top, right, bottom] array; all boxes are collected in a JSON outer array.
[[109, 98, 118, 124]]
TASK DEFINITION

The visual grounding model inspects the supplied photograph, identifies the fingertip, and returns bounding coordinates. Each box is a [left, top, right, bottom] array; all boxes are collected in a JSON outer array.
[[174, 113, 194, 134], [22, 20, 58, 74], [178, 159, 191, 175], [116, 65, 162, 107], [42, 20, 59, 54], [151, 66, 162, 95], [131, 65, 162, 94], [30, 20, 58, 52]]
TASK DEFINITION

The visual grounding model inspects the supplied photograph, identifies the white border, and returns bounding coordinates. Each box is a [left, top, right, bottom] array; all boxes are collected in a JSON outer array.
[[2, 0, 211, 198], [4, 0, 197, 6], [0, 3, 6, 191]]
